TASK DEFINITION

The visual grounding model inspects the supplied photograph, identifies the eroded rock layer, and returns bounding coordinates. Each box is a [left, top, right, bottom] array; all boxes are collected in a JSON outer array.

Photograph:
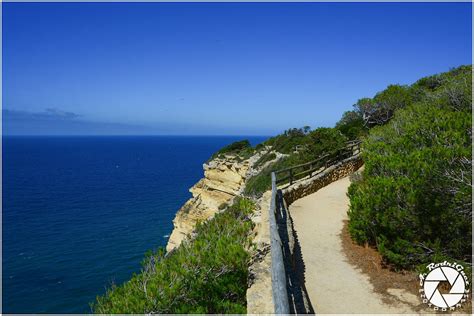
[[166, 151, 271, 252]]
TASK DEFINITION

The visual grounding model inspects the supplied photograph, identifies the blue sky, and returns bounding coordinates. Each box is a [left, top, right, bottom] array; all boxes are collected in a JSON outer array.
[[3, 2, 472, 135]]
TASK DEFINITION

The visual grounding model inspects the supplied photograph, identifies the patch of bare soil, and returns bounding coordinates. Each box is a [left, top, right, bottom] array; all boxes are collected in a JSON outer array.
[[340, 220, 472, 314]]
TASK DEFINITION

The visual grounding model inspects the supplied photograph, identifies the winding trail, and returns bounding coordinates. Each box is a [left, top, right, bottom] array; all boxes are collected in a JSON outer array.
[[289, 175, 419, 314]]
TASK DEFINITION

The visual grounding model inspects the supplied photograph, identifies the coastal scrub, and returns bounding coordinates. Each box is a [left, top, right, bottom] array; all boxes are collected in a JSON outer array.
[[92, 198, 255, 313], [348, 65, 472, 269]]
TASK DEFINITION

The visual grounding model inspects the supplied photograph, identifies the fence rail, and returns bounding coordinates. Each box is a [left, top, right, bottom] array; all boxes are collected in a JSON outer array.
[[269, 172, 290, 314], [269, 140, 361, 313], [274, 141, 361, 186]]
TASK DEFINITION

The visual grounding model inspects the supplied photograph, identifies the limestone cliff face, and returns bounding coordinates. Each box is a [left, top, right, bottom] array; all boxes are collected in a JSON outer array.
[[166, 151, 269, 252]]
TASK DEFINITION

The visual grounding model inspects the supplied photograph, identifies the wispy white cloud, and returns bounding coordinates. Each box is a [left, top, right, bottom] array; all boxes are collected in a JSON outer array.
[[3, 108, 80, 121]]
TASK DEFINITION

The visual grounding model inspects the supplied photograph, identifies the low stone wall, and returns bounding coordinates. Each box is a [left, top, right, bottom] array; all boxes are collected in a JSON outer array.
[[282, 154, 363, 206]]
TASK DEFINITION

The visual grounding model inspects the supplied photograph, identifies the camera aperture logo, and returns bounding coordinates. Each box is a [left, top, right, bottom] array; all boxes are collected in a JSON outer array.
[[419, 261, 470, 311]]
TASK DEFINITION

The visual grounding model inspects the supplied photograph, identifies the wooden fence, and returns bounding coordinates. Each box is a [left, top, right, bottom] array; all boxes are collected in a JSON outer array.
[[274, 141, 361, 186]]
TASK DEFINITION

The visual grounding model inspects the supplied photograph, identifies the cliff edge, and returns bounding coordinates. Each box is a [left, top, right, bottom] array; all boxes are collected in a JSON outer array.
[[166, 151, 269, 252]]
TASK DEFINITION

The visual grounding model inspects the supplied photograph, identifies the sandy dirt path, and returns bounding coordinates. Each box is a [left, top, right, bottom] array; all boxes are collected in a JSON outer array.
[[289, 175, 419, 314]]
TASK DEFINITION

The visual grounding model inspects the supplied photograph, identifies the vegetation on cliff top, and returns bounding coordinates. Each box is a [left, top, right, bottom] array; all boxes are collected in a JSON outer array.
[[92, 198, 255, 313], [210, 139, 254, 161], [244, 127, 348, 197], [254, 152, 276, 168]]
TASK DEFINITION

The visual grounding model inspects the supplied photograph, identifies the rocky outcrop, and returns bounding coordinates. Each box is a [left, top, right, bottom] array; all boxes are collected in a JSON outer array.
[[166, 150, 272, 252]]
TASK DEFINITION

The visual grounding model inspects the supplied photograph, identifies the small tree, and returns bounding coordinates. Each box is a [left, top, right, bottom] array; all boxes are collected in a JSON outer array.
[[304, 127, 347, 160], [354, 85, 412, 127], [335, 110, 366, 140]]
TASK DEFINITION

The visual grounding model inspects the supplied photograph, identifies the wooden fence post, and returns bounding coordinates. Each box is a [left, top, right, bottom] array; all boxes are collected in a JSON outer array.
[[269, 172, 290, 314]]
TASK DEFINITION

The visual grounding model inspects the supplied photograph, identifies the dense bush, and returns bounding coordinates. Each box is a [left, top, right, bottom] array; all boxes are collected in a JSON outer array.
[[413, 65, 471, 96], [303, 127, 348, 160], [348, 66, 472, 269], [263, 127, 311, 154], [92, 198, 255, 313], [354, 84, 413, 128], [211, 139, 254, 160], [336, 110, 366, 140]]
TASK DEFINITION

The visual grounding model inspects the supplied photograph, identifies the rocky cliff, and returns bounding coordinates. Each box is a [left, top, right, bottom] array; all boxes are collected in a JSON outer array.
[[166, 149, 274, 252]]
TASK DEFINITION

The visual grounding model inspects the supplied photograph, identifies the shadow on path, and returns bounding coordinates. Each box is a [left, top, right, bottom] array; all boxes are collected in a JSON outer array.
[[276, 189, 315, 314]]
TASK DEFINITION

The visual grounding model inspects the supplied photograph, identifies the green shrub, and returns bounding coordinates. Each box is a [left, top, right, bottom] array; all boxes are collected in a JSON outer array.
[[244, 167, 272, 197], [414, 65, 471, 92], [348, 88, 471, 269], [346, 65, 471, 132], [255, 143, 265, 151], [336, 110, 366, 140], [303, 127, 348, 160], [210, 140, 254, 160], [92, 198, 255, 313], [354, 84, 413, 127], [263, 127, 311, 154]]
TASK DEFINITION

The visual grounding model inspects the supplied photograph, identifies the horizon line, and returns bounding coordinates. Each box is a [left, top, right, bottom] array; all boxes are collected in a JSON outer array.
[[2, 134, 273, 137]]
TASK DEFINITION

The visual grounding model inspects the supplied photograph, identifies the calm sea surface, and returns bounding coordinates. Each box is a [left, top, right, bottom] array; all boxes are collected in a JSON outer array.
[[3, 136, 267, 313]]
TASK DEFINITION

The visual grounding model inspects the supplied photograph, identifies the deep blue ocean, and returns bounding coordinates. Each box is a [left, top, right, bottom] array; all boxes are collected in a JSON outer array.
[[3, 135, 267, 313]]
